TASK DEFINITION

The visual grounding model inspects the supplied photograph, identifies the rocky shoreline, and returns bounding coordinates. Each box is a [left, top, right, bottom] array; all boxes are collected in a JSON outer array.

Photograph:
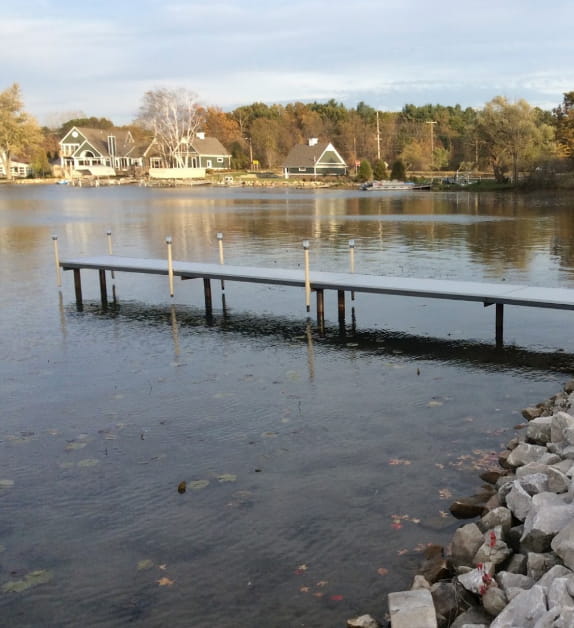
[[348, 379, 574, 628]]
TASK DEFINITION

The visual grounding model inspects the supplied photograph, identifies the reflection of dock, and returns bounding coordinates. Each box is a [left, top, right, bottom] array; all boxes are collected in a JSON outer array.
[[60, 255, 574, 346]]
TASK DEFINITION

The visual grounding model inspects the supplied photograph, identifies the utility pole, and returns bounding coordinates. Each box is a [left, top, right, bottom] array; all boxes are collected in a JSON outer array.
[[425, 121, 436, 170]]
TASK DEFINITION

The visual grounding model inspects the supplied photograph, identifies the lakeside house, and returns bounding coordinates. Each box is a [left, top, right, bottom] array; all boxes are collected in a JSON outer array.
[[59, 127, 149, 177], [0, 154, 32, 178], [283, 138, 347, 178]]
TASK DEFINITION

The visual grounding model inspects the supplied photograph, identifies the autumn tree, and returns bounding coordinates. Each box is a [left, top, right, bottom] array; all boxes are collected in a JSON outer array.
[[476, 96, 555, 183], [0, 84, 42, 180], [136, 88, 204, 167], [553, 92, 574, 160]]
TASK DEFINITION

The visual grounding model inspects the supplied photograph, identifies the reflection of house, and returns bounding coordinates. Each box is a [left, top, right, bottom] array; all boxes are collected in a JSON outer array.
[[0, 154, 32, 178], [283, 138, 347, 178], [59, 127, 149, 176], [146, 133, 231, 170]]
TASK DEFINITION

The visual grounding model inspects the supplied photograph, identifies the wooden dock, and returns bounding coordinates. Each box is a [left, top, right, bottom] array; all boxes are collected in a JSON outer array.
[[60, 254, 574, 346]]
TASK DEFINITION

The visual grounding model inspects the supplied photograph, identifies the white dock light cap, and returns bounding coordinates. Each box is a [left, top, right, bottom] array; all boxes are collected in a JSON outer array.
[[349, 239, 355, 248], [302, 239, 310, 249], [216, 232, 223, 240], [165, 236, 173, 244]]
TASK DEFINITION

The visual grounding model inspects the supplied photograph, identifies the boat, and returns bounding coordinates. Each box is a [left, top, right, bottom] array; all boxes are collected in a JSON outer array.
[[360, 180, 430, 191]]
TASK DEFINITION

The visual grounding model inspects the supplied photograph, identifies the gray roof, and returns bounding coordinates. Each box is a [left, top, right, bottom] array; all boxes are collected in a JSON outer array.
[[283, 141, 346, 168], [189, 136, 230, 156]]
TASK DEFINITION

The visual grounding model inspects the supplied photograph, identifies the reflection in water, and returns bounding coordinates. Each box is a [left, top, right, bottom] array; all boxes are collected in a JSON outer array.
[[69, 300, 574, 377]]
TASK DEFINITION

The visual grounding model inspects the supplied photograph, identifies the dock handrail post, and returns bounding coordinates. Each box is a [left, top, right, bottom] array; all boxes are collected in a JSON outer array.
[[302, 239, 311, 312], [496, 303, 504, 347], [349, 239, 355, 301], [106, 230, 115, 279], [52, 234, 62, 287], [166, 236, 174, 298], [217, 232, 225, 291]]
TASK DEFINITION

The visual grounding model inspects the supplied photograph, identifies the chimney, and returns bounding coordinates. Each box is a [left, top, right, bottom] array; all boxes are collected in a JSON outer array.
[[308, 138, 318, 146], [196, 132, 206, 140]]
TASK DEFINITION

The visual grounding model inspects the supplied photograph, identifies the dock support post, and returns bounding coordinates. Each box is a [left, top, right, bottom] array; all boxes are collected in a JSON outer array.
[[106, 230, 115, 279], [338, 290, 345, 328], [166, 236, 174, 298], [73, 269, 83, 309], [316, 289, 325, 330], [349, 239, 355, 301], [52, 235, 62, 287], [303, 239, 311, 312], [217, 232, 225, 291], [98, 269, 108, 306], [496, 303, 504, 347], [203, 278, 213, 315]]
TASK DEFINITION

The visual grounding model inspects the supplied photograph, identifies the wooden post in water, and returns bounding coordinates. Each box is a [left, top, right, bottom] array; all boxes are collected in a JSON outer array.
[[106, 230, 115, 279], [316, 288, 325, 331], [166, 236, 174, 297], [217, 232, 225, 291], [349, 239, 355, 301], [338, 290, 345, 329], [98, 269, 108, 306], [52, 235, 62, 287], [73, 269, 83, 309], [495, 303, 504, 347], [203, 277, 213, 315], [303, 239, 311, 312]]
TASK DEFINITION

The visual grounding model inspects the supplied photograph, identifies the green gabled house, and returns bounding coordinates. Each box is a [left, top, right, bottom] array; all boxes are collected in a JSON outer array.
[[283, 138, 347, 178]]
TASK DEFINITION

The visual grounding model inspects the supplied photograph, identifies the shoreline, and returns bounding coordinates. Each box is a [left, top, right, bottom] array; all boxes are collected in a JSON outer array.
[[362, 380, 574, 628]]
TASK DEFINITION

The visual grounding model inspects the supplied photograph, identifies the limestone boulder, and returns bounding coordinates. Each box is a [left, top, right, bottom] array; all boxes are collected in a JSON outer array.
[[482, 585, 507, 617], [347, 615, 380, 628], [527, 552, 560, 581], [521, 492, 574, 553], [526, 416, 552, 445], [551, 520, 574, 570], [507, 443, 547, 468], [489, 584, 547, 627], [506, 481, 532, 521], [478, 507, 512, 536], [474, 526, 512, 567], [451, 523, 484, 567], [551, 411, 574, 445], [496, 571, 534, 596], [388, 588, 437, 628], [537, 564, 573, 592]]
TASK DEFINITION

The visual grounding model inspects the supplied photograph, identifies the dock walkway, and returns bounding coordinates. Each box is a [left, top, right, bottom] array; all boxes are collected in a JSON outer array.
[[60, 255, 574, 345]]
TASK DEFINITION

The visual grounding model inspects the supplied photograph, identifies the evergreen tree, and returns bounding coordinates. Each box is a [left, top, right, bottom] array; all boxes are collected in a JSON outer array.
[[390, 159, 406, 181], [372, 158, 388, 180], [357, 159, 373, 182]]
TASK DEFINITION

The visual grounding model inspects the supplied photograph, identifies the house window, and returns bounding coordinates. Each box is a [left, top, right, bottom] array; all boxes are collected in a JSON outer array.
[[298, 168, 306, 172], [217, 157, 223, 163], [206, 160, 212, 168]]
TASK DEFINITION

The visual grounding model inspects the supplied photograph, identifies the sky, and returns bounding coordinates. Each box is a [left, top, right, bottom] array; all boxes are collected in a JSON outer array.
[[3, 0, 574, 126]]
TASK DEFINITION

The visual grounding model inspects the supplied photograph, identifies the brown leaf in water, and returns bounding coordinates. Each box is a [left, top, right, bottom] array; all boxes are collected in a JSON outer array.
[[377, 567, 389, 576], [299, 586, 310, 593], [157, 577, 174, 587], [177, 481, 186, 494]]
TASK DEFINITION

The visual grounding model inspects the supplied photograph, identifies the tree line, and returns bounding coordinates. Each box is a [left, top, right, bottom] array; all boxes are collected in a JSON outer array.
[[2, 83, 574, 182]]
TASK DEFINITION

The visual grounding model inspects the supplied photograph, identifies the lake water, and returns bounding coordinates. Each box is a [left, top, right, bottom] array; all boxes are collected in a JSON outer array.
[[1, 184, 574, 627]]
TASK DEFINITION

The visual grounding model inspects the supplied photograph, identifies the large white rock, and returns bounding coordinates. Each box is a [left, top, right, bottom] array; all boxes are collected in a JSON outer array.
[[507, 443, 548, 467], [526, 416, 552, 445], [489, 584, 547, 627], [552, 520, 574, 570], [548, 577, 574, 609], [517, 463, 569, 493], [388, 589, 437, 628], [506, 481, 533, 521], [496, 571, 534, 596], [551, 411, 574, 445], [521, 493, 574, 552], [478, 507, 512, 535], [451, 523, 484, 567]]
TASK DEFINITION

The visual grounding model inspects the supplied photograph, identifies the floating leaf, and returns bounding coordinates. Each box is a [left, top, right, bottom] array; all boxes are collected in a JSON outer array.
[[177, 481, 186, 494], [316, 580, 328, 587], [158, 564, 167, 571], [391, 521, 403, 530], [216, 474, 237, 483], [377, 567, 389, 576], [299, 586, 310, 593], [438, 488, 453, 499], [397, 549, 409, 556], [137, 559, 154, 571], [313, 592, 324, 598], [157, 577, 174, 587], [77, 459, 99, 468], [286, 370, 300, 381], [2, 570, 53, 593], [294, 564, 308, 574], [330, 594, 344, 601], [388, 458, 411, 466], [65, 442, 87, 451], [0, 479, 14, 488], [427, 400, 444, 407], [261, 432, 278, 438], [189, 480, 209, 490]]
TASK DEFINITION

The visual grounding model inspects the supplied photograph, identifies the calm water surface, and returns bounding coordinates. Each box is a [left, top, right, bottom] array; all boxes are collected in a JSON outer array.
[[2, 185, 574, 627]]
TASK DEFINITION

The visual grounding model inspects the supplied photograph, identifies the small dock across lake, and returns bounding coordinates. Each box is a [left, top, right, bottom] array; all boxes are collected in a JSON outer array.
[[60, 254, 574, 346]]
